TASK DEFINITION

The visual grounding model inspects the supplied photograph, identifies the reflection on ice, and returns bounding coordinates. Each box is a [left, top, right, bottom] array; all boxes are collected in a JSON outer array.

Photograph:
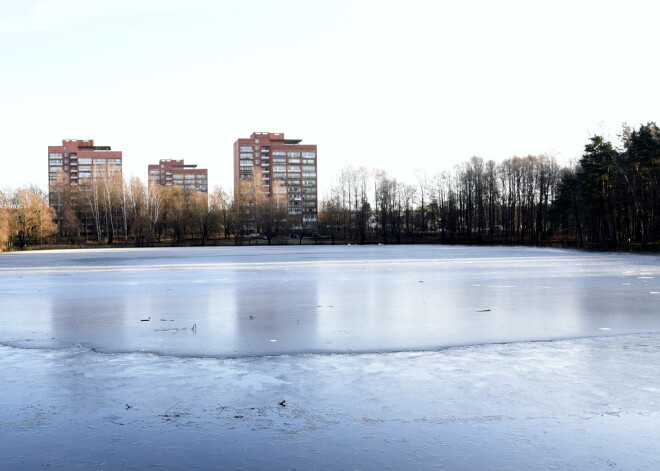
[[1, 246, 660, 469], [1, 245, 660, 355]]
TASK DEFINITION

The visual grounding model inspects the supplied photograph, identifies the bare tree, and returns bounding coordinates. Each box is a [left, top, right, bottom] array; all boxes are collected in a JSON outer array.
[[188, 191, 219, 245], [319, 191, 342, 244], [415, 170, 429, 238], [11, 188, 58, 248], [147, 184, 165, 242], [126, 177, 149, 246], [210, 186, 235, 239], [0, 189, 12, 251]]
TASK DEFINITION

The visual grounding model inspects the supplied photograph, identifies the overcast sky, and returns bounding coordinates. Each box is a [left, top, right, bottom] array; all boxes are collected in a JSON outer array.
[[2, 0, 659, 195]]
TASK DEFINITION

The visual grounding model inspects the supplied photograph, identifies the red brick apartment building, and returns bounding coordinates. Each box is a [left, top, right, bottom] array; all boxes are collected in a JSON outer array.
[[234, 132, 318, 230], [48, 139, 122, 187], [147, 159, 208, 193]]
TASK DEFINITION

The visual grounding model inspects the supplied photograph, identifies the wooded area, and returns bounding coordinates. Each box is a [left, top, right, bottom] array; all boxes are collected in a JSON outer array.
[[322, 123, 660, 247], [2, 122, 659, 251]]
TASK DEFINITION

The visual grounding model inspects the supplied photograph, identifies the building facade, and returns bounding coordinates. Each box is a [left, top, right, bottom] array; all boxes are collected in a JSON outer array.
[[147, 159, 208, 193], [48, 139, 122, 188], [233, 132, 318, 231]]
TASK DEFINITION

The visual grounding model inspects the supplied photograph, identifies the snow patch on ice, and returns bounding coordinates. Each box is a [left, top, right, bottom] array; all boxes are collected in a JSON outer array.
[[1, 334, 660, 470]]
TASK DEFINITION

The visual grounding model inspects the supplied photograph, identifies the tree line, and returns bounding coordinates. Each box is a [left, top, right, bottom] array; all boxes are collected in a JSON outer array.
[[552, 123, 660, 245], [2, 122, 659, 251], [1, 177, 236, 251], [321, 154, 562, 244], [0, 187, 58, 250], [321, 122, 660, 246]]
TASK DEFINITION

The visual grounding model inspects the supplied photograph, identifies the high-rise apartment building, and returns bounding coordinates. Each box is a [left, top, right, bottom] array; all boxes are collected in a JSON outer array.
[[234, 132, 318, 230], [147, 159, 208, 193], [48, 139, 122, 187]]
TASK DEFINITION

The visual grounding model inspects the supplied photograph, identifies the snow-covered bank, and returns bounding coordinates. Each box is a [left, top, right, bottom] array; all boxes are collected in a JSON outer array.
[[2, 334, 659, 470]]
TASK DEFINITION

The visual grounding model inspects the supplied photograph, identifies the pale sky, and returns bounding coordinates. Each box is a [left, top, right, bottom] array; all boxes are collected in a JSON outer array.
[[2, 0, 659, 196]]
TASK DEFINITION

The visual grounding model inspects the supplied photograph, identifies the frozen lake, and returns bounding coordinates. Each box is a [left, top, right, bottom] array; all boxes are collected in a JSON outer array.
[[1, 245, 659, 470]]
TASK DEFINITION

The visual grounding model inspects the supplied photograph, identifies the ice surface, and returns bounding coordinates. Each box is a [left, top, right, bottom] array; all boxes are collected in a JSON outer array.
[[1, 246, 660, 470], [2, 335, 659, 470], [2, 245, 660, 356]]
